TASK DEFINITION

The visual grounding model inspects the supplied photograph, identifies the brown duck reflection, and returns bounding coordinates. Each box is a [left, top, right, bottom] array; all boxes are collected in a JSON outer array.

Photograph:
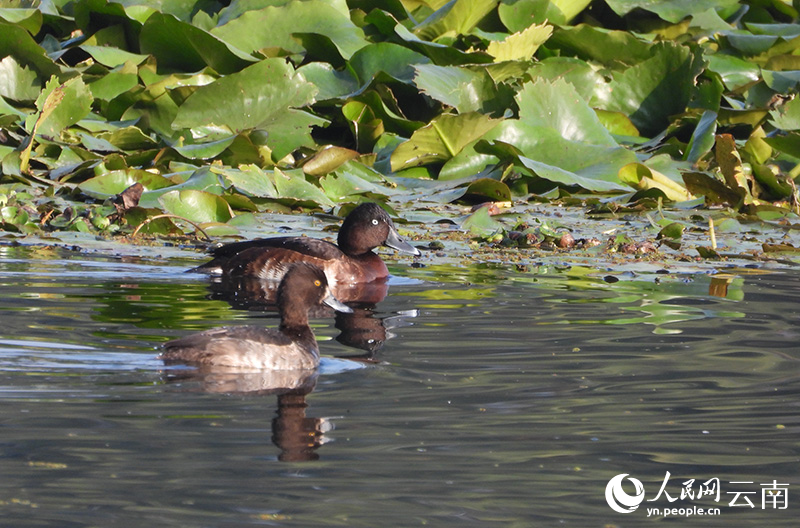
[[162, 368, 327, 461], [205, 275, 399, 356]]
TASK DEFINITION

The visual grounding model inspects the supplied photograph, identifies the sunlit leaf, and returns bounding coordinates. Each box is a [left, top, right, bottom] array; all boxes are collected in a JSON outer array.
[[0, 19, 60, 79], [414, 0, 498, 41], [172, 58, 319, 155], [211, 0, 369, 60], [0, 56, 41, 102], [461, 205, 506, 236], [486, 22, 552, 62], [595, 42, 704, 136], [390, 113, 501, 171], [26, 76, 93, 138], [517, 78, 618, 147], [303, 146, 360, 177], [212, 165, 278, 198], [769, 97, 800, 131], [273, 168, 335, 206], [413, 64, 498, 113], [605, 0, 739, 23], [618, 163, 693, 201], [78, 169, 175, 200], [159, 189, 233, 223]]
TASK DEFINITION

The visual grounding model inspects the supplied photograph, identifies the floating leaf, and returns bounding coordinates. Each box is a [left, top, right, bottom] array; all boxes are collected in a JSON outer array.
[[595, 42, 704, 136], [517, 78, 617, 146], [414, 0, 498, 41], [605, 0, 739, 23], [461, 204, 506, 237], [273, 168, 335, 207], [26, 76, 93, 138], [390, 113, 501, 171], [158, 189, 233, 223], [486, 22, 552, 62], [303, 147, 360, 177], [78, 170, 176, 200], [465, 178, 511, 201], [618, 163, 693, 201], [414, 64, 499, 113], [769, 97, 800, 131], [684, 110, 718, 165], [139, 12, 255, 74], [211, 1, 369, 60]]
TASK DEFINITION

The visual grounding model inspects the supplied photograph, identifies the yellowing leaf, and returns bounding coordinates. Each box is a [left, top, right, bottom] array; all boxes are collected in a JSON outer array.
[[486, 23, 553, 62], [618, 163, 693, 201]]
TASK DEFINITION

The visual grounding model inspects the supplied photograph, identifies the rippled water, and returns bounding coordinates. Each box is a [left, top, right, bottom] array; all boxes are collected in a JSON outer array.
[[0, 244, 798, 526]]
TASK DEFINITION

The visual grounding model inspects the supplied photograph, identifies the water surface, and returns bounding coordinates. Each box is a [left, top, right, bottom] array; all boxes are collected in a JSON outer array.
[[0, 245, 797, 526]]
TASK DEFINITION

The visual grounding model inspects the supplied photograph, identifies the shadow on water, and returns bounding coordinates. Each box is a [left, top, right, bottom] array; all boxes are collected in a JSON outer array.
[[0, 245, 799, 526]]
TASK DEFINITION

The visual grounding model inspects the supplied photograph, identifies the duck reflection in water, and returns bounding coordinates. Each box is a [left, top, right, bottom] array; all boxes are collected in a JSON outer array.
[[204, 274, 417, 358], [161, 263, 350, 461], [162, 368, 327, 461]]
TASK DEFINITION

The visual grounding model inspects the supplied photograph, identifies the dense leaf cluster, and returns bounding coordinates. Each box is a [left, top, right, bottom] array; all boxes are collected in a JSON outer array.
[[1, 0, 799, 239]]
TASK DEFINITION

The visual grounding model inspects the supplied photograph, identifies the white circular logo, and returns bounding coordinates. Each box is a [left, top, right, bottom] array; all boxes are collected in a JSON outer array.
[[605, 473, 645, 513]]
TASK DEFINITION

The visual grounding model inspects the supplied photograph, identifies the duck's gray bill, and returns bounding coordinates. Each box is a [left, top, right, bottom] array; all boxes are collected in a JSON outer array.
[[323, 293, 353, 313], [386, 226, 421, 256]]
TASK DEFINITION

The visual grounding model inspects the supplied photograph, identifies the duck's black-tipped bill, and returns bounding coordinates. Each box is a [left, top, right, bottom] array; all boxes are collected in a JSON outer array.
[[323, 292, 353, 313], [385, 226, 420, 256]]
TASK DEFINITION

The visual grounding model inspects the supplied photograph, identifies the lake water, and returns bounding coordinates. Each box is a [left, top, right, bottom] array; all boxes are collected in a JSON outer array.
[[0, 243, 798, 526]]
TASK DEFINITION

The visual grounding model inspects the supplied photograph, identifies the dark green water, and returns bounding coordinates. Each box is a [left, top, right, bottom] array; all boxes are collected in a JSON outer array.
[[0, 245, 797, 526]]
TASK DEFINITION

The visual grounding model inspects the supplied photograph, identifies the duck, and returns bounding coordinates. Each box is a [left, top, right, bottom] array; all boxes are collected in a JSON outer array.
[[190, 202, 420, 285], [161, 263, 352, 370]]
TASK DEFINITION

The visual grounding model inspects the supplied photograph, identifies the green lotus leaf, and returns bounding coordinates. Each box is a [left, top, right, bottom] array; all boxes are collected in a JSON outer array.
[[0, 19, 60, 79], [26, 76, 93, 138], [78, 169, 175, 200], [518, 78, 618, 147], [498, 0, 569, 29], [296, 62, 359, 101], [350, 42, 430, 87], [172, 135, 238, 160], [769, 97, 800, 131], [414, 64, 498, 113], [87, 71, 139, 102], [274, 168, 335, 207], [414, 0, 497, 41], [211, 0, 369, 60], [172, 58, 320, 160], [461, 205, 506, 237], [211, 165, 278, 199], [0, 56, 41, 102], [465, 178, 511, 201], [0, 8, 42, 34], [594, 42, 704, 137], [303, 147, 360, 177], [486, 22, 552, 62], [159, 189, 234, 223], [81, 45, 149, 68], [684, 110, 718, 164], [390, 113, 502, 172], [605, 0, 739, 23], [528, 57, 605, 102], [547, 25, 655, 67], [139, 12, 255, 74]]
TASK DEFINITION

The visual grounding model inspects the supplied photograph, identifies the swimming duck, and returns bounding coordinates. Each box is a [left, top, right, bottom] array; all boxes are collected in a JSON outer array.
[[190, 203, 420, 284], [161, 263, 352, 370]]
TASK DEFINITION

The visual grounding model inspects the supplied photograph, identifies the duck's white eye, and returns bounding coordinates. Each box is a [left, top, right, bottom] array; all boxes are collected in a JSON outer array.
[[372, 219, 379, 225]]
